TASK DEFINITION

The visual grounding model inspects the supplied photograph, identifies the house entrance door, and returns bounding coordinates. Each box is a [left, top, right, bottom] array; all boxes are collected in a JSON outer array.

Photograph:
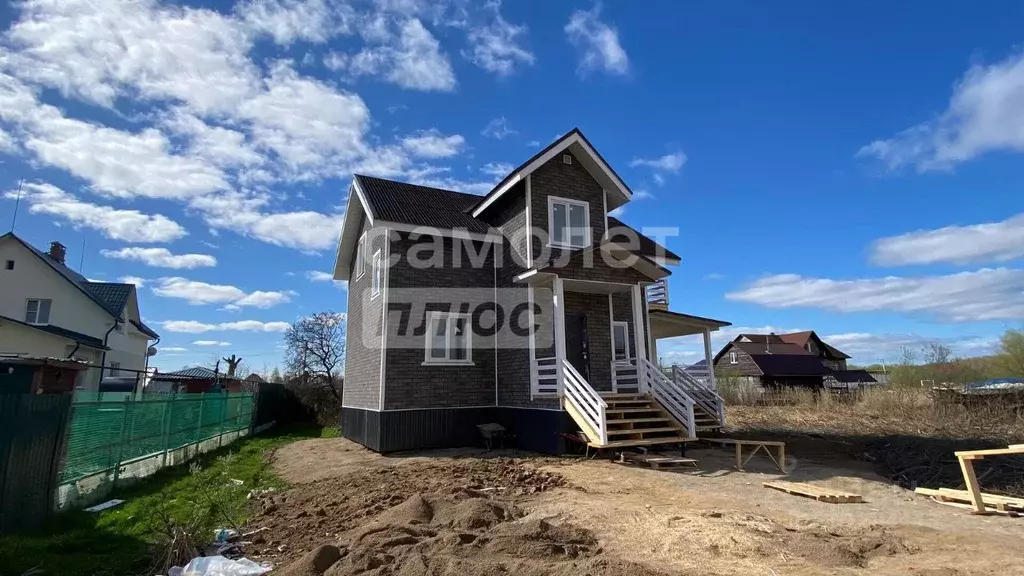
[[565, 312, 590, 381]]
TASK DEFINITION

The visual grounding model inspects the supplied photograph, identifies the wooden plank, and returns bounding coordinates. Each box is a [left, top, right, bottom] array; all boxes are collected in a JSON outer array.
[[763, 480, 863, 504], [612, 417, 675, 424], [954, 446, 1024, 459], [957, 455, 987, 514], [606, 407, 661, 414], [619, 452, 698, 469], [703, 437, 785, 447], [607, 426, 682, 436], [924, 498, 1022, 517], [589, 436, 697, 449], [564, 400, 602, 445], [915, 487, 1024, 510]]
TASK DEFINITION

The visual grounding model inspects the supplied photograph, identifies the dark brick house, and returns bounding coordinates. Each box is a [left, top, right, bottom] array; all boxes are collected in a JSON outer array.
[[333, 129, 731, 454], [713, 331, 876, 390]]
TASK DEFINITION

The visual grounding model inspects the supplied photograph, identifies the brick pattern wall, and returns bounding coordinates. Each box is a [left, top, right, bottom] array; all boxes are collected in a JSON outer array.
[[343, 221, 387, 410], [529, 151, 608, 268], [563, 291, 612, 391], [552, 250, 652, 284], [383, 233, 497, 410]]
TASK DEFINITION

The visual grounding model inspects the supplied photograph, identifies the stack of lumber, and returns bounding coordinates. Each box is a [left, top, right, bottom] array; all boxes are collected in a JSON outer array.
[[915, 487, 1024, 516], [762, 480, 863, 504]]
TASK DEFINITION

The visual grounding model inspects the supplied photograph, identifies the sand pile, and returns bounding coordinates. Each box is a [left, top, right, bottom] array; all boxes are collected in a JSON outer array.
[[271, 492, 676, 576]]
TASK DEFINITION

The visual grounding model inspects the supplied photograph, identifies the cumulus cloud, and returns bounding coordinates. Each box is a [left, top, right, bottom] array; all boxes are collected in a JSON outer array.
[[463, 3, 533, 76], [630, 152, 686, 173], [162, 320, 292, 333], [237, 0, 355, 44], [871, 213, 1024, 266], [193, 340, 231, 346], [348, 18, 456, 92], [401, 129, 465, 158], [726, 268, 1024, 322], [119, 275, 147, 286], [564, 3, 629, 76], [102, 247, 218, 269], [479, 162, 513, 177], [857, 50, 1024, 171], [3, 182, 187, 242], [481, 117, 516, 140], [152, 277, 295, 308]]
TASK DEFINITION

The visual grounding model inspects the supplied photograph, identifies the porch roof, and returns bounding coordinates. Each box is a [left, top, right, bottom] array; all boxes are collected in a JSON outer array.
[[650, 309, 731, 338]]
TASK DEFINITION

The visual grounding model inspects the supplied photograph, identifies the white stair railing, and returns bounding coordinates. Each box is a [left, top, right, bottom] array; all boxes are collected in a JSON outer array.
[[532, 356, 559, 396], [672, 365, 725, 427], [610, 358, 640, 393], [640, 358, 696, 438], [561, 359, 608, 445]]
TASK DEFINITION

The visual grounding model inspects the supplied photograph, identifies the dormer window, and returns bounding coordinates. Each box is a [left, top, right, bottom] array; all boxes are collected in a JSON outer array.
[[548, 196, 590, 249]]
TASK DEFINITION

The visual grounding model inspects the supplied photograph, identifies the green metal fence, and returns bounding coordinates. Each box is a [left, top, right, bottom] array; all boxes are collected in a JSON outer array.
[[60, 393, 254, 484]]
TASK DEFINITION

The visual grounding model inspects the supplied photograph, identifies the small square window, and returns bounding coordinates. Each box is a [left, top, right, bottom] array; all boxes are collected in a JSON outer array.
[[548, 196, 590, 249], [4, 260, 13, 270], [25, 299, 52, 325], [729, 351, 738, 364], [424, 312, 472, 364]]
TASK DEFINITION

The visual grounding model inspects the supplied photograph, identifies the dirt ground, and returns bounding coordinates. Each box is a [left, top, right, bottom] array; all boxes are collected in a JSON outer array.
[[247, 438, 1024, 576]]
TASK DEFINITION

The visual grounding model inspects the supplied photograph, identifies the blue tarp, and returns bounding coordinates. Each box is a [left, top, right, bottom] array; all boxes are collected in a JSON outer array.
[[963, 378, 1024, 394]]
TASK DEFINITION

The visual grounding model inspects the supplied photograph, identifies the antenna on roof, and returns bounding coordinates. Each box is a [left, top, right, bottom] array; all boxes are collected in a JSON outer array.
[[79, 238, 86, 274], [9, 179, 22, 232]]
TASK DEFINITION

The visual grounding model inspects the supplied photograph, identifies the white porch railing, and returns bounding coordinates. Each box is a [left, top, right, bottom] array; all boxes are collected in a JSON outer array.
[[532, 356, 559, 396], [672, 364, 725, 427], [561, 359, 608, 445], [640, 358, 697, 439], [611, 358, 640, 393]]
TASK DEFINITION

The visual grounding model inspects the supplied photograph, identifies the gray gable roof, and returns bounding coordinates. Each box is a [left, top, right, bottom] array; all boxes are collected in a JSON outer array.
[[2, 233, 159, 338], [354, 174, 494, 234]]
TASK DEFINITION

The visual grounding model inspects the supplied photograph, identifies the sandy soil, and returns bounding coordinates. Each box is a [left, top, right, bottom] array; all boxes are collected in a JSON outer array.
[[249, 438, 1024, 576]]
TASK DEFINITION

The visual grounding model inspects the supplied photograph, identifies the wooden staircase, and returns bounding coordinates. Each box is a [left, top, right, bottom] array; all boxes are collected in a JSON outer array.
[[589, 392, 698, 449], [693, 404, 723, 432]]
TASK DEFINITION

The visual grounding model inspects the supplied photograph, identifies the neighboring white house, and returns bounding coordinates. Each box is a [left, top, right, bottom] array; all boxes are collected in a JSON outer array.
[[0, 232, 159, 389]]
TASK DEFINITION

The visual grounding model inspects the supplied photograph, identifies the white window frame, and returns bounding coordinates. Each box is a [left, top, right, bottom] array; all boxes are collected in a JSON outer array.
[[25, 298, 52, 325], [355, 232, 366, 279], [729, 351, 738, 364], [547, 196, 591, 249], [611, 321, 630, 361], [423, 312, 473, 365], [370, 249, 382, 300]]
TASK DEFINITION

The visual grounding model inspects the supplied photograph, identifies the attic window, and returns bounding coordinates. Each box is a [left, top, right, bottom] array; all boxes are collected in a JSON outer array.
[[562, 154, 572, 165], [4, 260, 12, 270], [729, 351, 738, 364]]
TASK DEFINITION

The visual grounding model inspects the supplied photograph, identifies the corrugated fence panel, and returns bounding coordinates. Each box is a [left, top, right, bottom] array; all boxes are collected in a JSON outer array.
[[0, 394, 71, 533]]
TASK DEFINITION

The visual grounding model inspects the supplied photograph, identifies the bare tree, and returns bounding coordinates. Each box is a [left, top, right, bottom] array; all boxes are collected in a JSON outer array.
[[284, 311, 345, 401], [222, 354, 243, 377]]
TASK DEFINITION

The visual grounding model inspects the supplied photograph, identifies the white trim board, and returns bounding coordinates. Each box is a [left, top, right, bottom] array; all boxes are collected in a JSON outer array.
[[471, 131, 632, 218]]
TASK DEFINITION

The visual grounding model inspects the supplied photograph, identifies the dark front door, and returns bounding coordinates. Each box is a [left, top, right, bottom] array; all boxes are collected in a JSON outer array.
[[565, 312, 590, 380]]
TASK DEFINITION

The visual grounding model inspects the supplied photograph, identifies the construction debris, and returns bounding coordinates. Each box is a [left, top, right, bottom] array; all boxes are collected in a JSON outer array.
[[619, 451, 698, 469], [763, 480, 863, 504], [915, 487, 1024, 516]]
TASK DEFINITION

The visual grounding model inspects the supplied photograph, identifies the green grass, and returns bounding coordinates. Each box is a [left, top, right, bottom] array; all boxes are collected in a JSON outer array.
[[0, 425, 330, 576]]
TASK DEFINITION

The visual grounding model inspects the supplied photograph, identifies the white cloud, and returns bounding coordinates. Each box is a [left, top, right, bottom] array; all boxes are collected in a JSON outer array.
[[0, 127, 15, 152], [237, 0, 354, 45], [193, 340, 231, 347], [526, 140, 540, 147], [101, 247, 218, 269], [823, 332, 1000, 362], [348, 18, 456, 92], [162, 320, 291, 333], [463, 4, 533, 76], [3, 182, 187, 242], [401, 129, 465, 158], [703, 273, 725, 281], [324, 51, 349, 71], [564, 3, 629, 76], [633, 188, 654, 200], [188, 191, 343, 252], [161, 112, 262, 169], [480, 161, 513, 177], [726, 268, 1024, 322], [857, 50, 1024, 171], [871, 213, 1024, 266], [152, 277, 294, 308], [160, 346, 189, 352], [306, 270, 334, 281], [118, 275, 147, 286], [630, 152, 686, 173], [608, 206, 625, 217], [481, 116, 516, 140]]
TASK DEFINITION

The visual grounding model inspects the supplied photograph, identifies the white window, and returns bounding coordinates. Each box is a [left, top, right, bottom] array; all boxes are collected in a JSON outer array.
[[109, 362, 121, 376], [729, 351, 738, 364], [424, 312, 472, 364], [25, 299, 52, 325], [612, 321, 629, 361], [370, 249, 382, 299], [548, 196, 590, 249], [355, 233, 366, 279]]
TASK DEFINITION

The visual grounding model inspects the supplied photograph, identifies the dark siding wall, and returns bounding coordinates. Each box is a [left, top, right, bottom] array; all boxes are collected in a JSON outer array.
[[383, 234, 496, 410], [563, 291, 612, 390], [714, 344, 763, 377], [554, 251, 651, 284], [343, 221, 386, 410], [529, 151, 608, 268]]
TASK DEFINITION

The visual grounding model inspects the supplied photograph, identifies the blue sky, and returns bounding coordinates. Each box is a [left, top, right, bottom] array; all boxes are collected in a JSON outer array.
[[1, 0, 1022, 372]]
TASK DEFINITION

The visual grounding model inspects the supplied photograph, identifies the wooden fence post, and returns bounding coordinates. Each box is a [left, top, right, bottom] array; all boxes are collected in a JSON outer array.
[[111, 397, 132, 487]]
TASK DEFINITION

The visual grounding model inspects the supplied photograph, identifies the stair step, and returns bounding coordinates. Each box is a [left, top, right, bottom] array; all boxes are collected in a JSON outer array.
[[607, 427, 682, 436], [600, 393, 645, 400], [609, 417, 675, 425], [606, 407, 661, 414], [589, 436, 699, 449], [606, 399, 652, 406]]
